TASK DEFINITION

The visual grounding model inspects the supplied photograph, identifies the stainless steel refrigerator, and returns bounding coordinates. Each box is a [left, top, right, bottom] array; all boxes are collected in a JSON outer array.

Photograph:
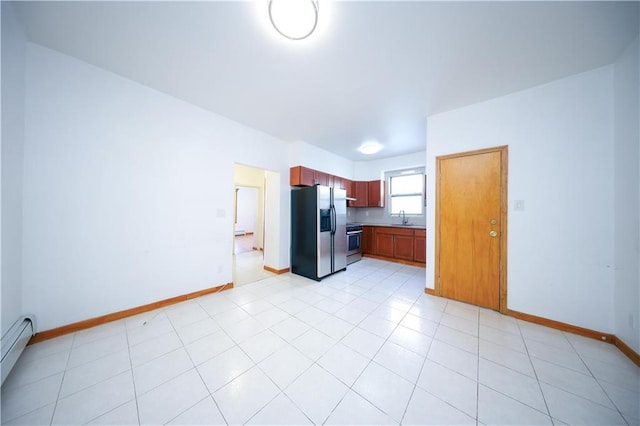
[[291, 185, 347, 281]]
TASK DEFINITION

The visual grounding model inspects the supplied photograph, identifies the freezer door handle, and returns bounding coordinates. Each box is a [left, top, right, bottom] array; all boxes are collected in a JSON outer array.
[[330, 206, 337, 234]]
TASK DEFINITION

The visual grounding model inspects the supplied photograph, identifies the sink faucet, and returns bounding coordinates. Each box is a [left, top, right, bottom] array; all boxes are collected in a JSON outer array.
[[399, 210, 409, 225]]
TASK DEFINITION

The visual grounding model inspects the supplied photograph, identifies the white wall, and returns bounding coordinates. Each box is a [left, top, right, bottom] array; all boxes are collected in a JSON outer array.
[[22, 43, 291, 331], [426, 67, 616, 333], [264, 170, 284, 270], [288, 141, 354, 179], [1, 3, 26, 335], [352, 151, 426, 226], [353, 151, 426, 181], [613, 36, 640, 352]]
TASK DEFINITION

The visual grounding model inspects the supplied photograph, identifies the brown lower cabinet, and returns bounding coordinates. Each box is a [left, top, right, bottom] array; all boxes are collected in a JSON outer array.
[[375, 232, 395, 258], [394, 234, 415, 261], [362, 226, 425, 263], [414, 229, 426, 263], [362, 226, 375, 254]]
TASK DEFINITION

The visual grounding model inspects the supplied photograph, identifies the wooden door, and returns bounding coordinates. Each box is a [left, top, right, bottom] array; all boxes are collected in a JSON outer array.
[[436, 146, 507, 311]]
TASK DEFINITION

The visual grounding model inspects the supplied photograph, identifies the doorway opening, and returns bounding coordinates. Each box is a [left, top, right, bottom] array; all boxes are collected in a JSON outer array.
[[434, 146, 508, 313], [233, 164, 277, 286], [235, 186, 259, 254]]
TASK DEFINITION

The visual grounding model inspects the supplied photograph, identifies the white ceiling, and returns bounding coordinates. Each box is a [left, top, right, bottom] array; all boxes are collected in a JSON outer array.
[[12, 1, 639, 160]]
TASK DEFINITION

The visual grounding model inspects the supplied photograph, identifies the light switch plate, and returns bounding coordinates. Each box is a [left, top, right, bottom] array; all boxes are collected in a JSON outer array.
[[514, 200, 525, 211]]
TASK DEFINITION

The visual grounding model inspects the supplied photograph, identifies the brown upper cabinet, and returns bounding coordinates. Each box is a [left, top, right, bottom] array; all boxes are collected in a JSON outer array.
[[290, 166, 332, 187], [290, 166, 385, 208], [349, 180, 386, 208], [315, 170, 330, 187], [350, 181, 369, 207], [368, 180, 385, 208], [333, 175, 344, 190], [290, 166, 316, 187], [343, 179, 353, 197]]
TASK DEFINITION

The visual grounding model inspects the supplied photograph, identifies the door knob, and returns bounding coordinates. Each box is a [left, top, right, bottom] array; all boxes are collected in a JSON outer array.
[[489, 230, 498, 238]]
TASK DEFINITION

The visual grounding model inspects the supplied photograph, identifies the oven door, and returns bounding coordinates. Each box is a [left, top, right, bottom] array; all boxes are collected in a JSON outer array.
[[346, 230, 362, 255]]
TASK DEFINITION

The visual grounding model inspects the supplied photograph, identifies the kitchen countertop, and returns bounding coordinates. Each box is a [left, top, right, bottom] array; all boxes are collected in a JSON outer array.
[[359, 223, 426, 230]]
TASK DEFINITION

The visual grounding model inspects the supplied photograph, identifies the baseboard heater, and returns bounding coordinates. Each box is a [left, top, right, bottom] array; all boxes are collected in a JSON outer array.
[[1, 315, 35, 385]]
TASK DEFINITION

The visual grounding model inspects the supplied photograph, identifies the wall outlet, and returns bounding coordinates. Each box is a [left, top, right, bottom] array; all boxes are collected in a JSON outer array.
[[218, 265, 223, 273], [216, 208, 225, 218], [365, 211, 369, 217]]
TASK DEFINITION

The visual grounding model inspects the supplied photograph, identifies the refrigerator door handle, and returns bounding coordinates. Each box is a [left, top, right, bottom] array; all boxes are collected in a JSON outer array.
[[330, 206, 336, 234]]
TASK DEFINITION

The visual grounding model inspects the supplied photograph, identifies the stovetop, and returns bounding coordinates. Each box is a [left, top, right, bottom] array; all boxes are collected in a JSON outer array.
[[346, 223, 363, 232]]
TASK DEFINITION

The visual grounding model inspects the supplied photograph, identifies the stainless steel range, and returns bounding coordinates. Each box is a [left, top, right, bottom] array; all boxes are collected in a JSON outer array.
[[346, 223, 363, 264]]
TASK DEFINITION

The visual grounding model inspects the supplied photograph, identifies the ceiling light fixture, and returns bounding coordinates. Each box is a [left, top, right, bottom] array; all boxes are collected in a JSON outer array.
[[268, 0, 319, 41], [358, 141, 383, 155]]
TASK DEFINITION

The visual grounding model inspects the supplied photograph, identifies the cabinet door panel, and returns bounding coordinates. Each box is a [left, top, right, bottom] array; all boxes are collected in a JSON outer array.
[[368, 180, 385, 208], [352, 181, 368, 207], [290, 166, 316, 186], [394, 234, 414, 261], [327, 174, 335, 188], [333, 175, 343, 189], [376, 233, 394, 257], [362, 226, 375, 254], [344, 179, 353, 197], [315, 171, 329, 186], [301, 167, 316, 186], [414, 230, 426, 263]]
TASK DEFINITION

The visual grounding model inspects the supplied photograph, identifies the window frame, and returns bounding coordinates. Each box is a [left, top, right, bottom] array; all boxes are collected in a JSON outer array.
[[386, 167, 426, 217]]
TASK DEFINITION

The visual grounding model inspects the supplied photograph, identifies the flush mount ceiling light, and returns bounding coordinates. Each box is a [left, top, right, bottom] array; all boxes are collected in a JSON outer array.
[[358, 141, 383, 155], [268, 0, 319, 41]]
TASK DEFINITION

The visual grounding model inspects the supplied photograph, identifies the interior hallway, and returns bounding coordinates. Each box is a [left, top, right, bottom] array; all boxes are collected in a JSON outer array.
[[233, 234, 276, 287]]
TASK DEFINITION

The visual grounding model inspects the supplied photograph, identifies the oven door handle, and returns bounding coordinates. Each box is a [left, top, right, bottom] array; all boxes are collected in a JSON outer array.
[[347, 230, 363, 235]]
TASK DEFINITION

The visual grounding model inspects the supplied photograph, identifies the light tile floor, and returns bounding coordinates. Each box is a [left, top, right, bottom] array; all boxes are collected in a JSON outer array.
[[233, 250, 276, 287], [2, 258, 639, 425]]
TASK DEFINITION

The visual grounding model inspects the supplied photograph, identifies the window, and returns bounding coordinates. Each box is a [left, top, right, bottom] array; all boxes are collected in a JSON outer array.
[[387, 168, 425, 215]]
